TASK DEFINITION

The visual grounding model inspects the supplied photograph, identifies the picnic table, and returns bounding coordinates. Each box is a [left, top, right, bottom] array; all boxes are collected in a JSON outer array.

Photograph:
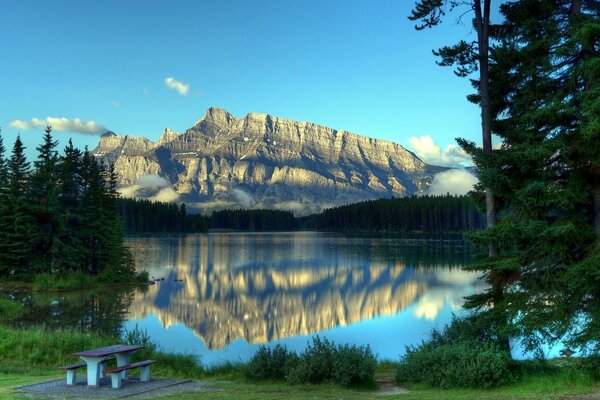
[[71, 345, 143, 387]]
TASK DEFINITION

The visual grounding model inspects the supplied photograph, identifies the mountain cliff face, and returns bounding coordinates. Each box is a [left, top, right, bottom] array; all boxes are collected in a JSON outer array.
[[93, 107, 445, 215]]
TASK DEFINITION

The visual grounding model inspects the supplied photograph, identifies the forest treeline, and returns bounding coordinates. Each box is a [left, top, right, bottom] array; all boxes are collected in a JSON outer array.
[[0, 128, 134, 280], [120, 199, 297, 232], [299, 195, 483, 232], [121, 194, 482, 233], [119, 198, 208, 233]]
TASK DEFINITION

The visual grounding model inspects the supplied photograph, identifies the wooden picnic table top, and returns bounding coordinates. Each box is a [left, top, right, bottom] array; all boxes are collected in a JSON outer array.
[[71, 345, 143, 358]]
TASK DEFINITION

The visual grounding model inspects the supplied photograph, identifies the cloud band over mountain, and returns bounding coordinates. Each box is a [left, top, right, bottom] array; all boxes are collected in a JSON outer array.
[[9, 117, 107, 135]]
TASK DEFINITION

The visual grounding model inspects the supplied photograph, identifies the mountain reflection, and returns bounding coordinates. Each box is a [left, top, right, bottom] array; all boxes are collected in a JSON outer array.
[[126, 233, 483, 349]]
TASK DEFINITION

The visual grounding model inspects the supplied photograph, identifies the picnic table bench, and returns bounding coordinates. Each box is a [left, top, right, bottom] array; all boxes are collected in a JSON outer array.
[[60, 345, 145, 387], [104, 360, 157, 389], [58, 357, 112, 386]]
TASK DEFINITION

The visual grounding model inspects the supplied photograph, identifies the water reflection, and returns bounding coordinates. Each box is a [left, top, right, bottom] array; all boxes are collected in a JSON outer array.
[[1, 287, 136, 337], [126, 232, 483, 350]]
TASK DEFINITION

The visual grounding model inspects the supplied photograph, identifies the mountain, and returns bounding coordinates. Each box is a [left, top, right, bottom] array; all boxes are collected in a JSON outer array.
[[92, 107, 446, 215]]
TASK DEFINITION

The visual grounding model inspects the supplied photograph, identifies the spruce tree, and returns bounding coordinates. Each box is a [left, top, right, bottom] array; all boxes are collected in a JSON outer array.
[[3, 135, 35, 275], [409, 0, 500, 256], [460, 0, 600, 354], [55, 139, 84, 271], [0, 129, 10, 274], [30, 126, 60, 272]]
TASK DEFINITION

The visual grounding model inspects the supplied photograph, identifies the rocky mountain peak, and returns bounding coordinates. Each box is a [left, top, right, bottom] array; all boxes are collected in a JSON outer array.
[[196, 107, 236, 126], [93, 107, 445, 215], [158, 128, 179, 145]]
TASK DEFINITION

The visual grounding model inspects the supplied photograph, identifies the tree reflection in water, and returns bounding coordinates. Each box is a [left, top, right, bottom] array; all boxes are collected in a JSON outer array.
[[1, 286, 141, 337]]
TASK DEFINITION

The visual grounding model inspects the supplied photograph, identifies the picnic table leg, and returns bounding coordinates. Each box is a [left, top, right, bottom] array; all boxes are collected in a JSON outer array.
[[80, 357, 103, 387], [115, 350, 137, 380]]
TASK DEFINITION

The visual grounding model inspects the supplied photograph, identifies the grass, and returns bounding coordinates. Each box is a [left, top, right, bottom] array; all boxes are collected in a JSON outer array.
[[0, 325, 598, 399], [30, 270, 149, 292], [1, 372, 596, 400], [0, 299, 22, 318]]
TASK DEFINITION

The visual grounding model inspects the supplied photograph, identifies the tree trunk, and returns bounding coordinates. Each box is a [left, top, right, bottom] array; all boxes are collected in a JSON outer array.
[[474, 0, 498, 256]]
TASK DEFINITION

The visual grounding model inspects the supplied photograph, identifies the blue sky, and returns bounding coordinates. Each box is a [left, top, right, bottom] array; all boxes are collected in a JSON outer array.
[[1, 0, 485, 165]]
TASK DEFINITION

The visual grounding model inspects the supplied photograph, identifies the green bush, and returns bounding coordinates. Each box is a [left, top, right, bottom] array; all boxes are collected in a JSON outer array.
[[245, 344, 298, 381], [123, 324, 158, 353], [123, 324, 203, 378], [288, 336, 336, 384], [332, 343, 377, 387], [395, 341, 512, 389], [246, 337, 376, 388]]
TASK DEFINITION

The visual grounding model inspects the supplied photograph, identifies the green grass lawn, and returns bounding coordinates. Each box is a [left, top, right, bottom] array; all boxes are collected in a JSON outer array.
[[1, 368, 597, 400], [0, 325, 598, 400]]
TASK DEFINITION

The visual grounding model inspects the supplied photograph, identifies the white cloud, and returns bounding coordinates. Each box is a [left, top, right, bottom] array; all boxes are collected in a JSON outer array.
[[231, 188, 255, 208], [9, 117, 106, 135], [164, 77, 190, 96], [111, 100, 120, 108], [152, 187, 180, 203], [428, 169, 478, 196], [136, 174, 169, 188], [118, 185, 140, 198], [117, 174, 170, 199], [9, 120, 30, 130], [409, 135, 471, 167]]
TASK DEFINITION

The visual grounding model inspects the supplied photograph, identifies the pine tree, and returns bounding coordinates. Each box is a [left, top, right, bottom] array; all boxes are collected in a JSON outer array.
[[30, 126, 60, 272], [3, 135, 35, 275], [0, 128, 10, 274], [55, 139, 84, 271], [409, 0, 500, 256], [460, 0, 600, 353]]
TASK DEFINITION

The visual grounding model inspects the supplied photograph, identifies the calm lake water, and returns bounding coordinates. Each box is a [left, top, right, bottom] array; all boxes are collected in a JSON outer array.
[[2, 232, 485, 365]]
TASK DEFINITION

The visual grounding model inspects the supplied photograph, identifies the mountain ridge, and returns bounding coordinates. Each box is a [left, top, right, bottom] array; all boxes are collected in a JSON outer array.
[[93, 107, 447, 215]]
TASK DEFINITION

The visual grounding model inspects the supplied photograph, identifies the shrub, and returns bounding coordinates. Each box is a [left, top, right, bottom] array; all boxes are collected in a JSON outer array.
[[245, 337, 377, 387], [395, 340, 512, 389], [332, 343, 377, 387], [122, 324, 203, 378], [245, 344, 298, 381], [122, 324, 158, 353], [288, 336, 337, 384]]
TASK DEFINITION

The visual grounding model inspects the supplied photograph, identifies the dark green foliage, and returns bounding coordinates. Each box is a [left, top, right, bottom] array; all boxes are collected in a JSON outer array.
[[331, 343, 377, 388], [300, 195, 483, 232], [0, 131, 140, 282], [245, 344, 298, 381], [29, 126, 60, 272], [0, 129, 10, 275], [1, 135, 35, 276], [246, 337, 376, 388], [287, 337, 337, 385], [458, 0, 600, 355], [119, 197, 208, 233], [210, 209, 297, 231], [395, 341, 512, 389]]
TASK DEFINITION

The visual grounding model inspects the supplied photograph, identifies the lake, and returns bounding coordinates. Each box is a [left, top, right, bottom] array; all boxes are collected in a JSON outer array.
[[1, 232, 484, 366]]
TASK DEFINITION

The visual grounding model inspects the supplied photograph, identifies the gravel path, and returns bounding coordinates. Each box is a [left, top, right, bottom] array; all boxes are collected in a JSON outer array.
[[15, 377, 221, 399]]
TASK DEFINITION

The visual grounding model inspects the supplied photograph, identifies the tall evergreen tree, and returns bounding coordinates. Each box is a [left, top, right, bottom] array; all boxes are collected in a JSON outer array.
[[409, 0, 500, 256], [30, 126, 60, 271], [460, 0, 600, 354], [55, 139, 84, 271], [0, 128, 10, 274], [3, 135, 35, 275]]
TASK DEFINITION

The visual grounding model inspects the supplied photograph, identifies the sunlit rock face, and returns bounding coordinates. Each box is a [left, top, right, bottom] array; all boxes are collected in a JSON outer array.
[[126, 234, 483, 350], [92, 108, 446, 215]]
